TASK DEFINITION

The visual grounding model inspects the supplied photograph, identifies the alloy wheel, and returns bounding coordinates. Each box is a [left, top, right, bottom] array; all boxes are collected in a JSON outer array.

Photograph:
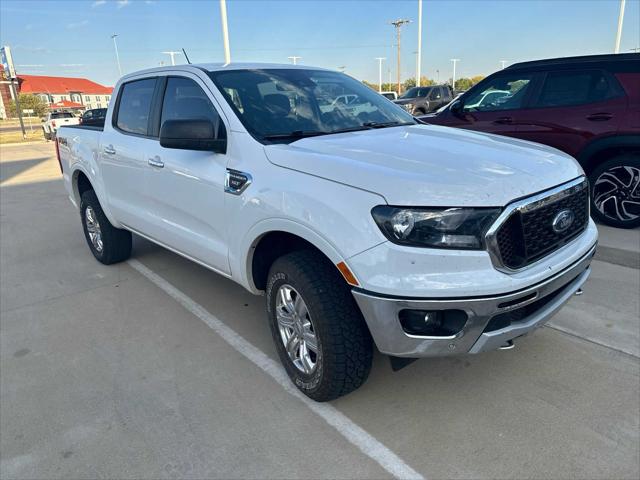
[[85, 206, 104, 253], [275, 284, 319, 375], [593, 166, 640, 223]]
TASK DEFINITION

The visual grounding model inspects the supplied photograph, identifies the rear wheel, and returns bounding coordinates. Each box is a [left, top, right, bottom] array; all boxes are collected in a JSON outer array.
[[589, 154, 640, 229], [266, 250, 373, 401], [42, 128, 51, 141], [80, 190, 132, 264]]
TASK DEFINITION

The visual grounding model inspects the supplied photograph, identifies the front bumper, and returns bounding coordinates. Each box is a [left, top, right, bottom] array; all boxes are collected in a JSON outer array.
[[352, 243, 596, 357]]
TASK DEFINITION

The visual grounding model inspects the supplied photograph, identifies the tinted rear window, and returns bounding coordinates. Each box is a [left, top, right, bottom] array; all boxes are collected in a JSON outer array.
[[51, 112, 74, 119], [115, 78, 156, 135], [533, 70, 619, 108]]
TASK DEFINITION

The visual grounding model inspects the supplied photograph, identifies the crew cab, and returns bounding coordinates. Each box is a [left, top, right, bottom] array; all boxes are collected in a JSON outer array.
[[421, 53, 640, 228], [57, 64, 598, 401], [394, 85, 453, 115], [42, 111, 79, 140]]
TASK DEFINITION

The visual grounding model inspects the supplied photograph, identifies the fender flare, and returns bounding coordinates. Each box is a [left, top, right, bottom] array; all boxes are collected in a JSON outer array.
[[577, 135, 640, 172], [70, 164, 120, 227], [237, 218, 347, 294]]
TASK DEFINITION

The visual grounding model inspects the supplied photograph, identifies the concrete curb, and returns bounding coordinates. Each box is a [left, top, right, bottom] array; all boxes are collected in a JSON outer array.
[[0, 141, 49, 148]]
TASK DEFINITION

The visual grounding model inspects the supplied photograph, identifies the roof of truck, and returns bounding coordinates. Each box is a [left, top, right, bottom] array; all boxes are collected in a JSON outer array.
[[507, 53, 640, 72]]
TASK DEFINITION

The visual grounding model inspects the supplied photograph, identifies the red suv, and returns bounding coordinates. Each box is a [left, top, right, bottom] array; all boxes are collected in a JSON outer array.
[[422, 53, 640, 228]]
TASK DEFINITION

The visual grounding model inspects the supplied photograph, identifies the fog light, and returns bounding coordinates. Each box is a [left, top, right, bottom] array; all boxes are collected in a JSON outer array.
[[399, 309, 467, 336]]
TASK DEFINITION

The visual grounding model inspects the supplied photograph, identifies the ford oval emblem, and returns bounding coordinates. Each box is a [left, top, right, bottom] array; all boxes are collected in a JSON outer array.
[[552, 209, 575, 233]]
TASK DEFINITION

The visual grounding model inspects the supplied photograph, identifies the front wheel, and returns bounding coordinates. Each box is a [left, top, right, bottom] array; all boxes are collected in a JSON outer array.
[[266, 250, 373, 401], [589, 154, 640, 229]]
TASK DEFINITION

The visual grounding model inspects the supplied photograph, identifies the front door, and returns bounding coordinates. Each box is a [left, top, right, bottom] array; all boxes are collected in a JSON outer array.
[[452, 71, 539, 137], [143, 75, 231, 274]]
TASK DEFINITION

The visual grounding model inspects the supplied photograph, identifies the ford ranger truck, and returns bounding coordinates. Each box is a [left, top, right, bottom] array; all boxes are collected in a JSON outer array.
[[56, 64, 598, 401]]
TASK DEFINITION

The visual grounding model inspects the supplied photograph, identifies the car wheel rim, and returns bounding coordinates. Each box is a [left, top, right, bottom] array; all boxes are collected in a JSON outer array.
[[593, 165, 640, 222], [275, 284, 319, 375], [85, 206, 104, 253]]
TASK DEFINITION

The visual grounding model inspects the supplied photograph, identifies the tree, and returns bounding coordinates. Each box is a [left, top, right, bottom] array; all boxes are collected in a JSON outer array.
[[7, 94, 48, 118], [471, 75, 485, 86], [454, 77, 473, 91]]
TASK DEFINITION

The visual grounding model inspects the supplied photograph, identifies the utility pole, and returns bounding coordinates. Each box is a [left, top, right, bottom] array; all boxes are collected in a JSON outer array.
[[375, 57, 385, 92], [614, 0, 626, 53], [287, 56, 302, 65], [500, 60, 507, 70], [450, 58, 460, 90], [417, 0, 422, 87], [111, 34, 122, 76], [219, 0, 231, 64], [162, 51, 182, 66], [390, 19, 411, 94]]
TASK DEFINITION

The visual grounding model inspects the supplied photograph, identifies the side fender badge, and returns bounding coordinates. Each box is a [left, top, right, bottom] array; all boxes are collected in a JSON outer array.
[[225, 169, 252, 195]]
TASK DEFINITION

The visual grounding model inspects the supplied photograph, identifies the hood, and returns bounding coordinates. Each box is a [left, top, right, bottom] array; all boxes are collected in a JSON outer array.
[[393, 98, 415, 105], [263, 124, 584, 207]]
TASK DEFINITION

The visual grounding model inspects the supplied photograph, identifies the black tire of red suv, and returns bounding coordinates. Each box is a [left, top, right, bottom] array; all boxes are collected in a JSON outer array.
[[265, 250, 373, 402], [588, 154, 640, 229], [80, 190, 133, 264]]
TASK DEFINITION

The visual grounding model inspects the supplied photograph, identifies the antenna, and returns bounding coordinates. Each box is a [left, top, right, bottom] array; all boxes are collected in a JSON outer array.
[[182, 48, 192, 65]]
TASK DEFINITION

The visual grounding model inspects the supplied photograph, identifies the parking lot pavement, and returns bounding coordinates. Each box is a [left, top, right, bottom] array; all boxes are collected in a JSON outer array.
[[1, 143, 639, 479]]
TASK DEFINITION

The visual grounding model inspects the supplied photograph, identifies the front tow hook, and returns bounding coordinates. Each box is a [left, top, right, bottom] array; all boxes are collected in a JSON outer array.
[[499, 340, 515, 350]]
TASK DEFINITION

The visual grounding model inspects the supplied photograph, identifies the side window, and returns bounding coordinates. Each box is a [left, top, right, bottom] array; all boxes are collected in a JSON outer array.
[[463, 74, 534, 112], [532, 70, 617, 108], [428, 88, 440, 100], [115, 78, 156, 135], [161, 77, 220, 128]]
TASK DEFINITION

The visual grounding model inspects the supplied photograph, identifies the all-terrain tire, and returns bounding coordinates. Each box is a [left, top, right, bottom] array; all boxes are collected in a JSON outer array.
[[80, 190, 132, 264], [266, 250, 373, 401]]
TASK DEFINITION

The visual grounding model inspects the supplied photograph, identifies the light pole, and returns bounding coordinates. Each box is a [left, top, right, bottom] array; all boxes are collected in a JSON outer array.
[[436, 69, 440, 83], [450, 58, 460, 90], [614, 0, 626, 53], [390, 19, 411, 94], [287, 56, 302, 65], [111, 34, 122, 76], [162, 51, 182, 66], [375, 57, 386, 92], [417, 0, 422, 86], [500, 60, 507, 70], [219, 0, 231, 64]]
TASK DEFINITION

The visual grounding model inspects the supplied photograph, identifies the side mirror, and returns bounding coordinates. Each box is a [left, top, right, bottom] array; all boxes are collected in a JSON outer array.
[[160, 119, 227, 153], [449, 100, 464, 118]]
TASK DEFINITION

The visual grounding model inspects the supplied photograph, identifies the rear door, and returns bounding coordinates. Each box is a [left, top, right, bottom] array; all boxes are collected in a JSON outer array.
[[513, 69, 626, 157], [143, 74, 231, 274], [100, 77, 159, 232], [452, 71, 540, 137]]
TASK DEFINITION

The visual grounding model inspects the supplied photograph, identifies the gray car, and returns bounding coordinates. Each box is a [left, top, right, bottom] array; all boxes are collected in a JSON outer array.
[[394, 85, 453, 115]]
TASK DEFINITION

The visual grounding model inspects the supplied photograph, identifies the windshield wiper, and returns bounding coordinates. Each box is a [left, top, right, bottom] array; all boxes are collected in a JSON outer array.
[[263, 130, 330, 141], [361, 121, 415, 129]]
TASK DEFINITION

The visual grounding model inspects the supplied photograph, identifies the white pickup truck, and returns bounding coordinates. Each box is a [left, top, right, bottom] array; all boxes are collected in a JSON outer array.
[[57, 63, 598, 401], [42, 111, 79, 140]]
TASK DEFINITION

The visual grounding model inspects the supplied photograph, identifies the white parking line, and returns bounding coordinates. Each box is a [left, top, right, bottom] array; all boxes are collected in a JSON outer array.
[[127, 259, 424, 480]]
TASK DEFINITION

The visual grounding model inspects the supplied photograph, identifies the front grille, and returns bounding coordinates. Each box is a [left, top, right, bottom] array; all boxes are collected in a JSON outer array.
[[495, 181, 589, 269]]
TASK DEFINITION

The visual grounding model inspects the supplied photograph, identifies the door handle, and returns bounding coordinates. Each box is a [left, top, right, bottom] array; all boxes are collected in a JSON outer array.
[[493, 116, 513, 125], [103, 145, 116, 155], [148, 156, 164, 168], [587, 113, 613, 122]]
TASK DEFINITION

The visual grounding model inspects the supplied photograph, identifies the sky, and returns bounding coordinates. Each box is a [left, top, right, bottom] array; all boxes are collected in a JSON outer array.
[[1, 0, 639, 87]]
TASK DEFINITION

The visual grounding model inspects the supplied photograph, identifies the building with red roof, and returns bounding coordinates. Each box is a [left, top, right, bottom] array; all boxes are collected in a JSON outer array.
[[18, 75, 113, 111]]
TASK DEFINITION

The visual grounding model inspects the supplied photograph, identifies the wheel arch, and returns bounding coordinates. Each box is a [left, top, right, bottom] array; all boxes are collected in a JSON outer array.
[[578, 135, 640, 175], [240, 219, 355, 294]]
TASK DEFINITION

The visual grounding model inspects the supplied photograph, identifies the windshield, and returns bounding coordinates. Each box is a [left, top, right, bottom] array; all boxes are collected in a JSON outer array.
[[208, 69, 415, 143]]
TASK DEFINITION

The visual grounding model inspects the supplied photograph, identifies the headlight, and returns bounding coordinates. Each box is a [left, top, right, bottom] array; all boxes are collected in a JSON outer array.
[[371, 206, 501, 249]]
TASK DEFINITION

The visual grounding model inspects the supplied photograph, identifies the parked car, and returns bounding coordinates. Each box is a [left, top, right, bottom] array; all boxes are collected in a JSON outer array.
[[380, 91, 398, 100], [41, 111, 79, 140], [80, 108, 107, 127], [421, 53, 640, 228], [394, 85, 453, 115], [56, 64, 596, 401]]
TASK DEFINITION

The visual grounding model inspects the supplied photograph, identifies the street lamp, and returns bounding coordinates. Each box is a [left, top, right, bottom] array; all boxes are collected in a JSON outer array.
[[450, 58, 460, 90], [500, 60, 507, 70], [375, 57, 386, 92], [162, 51, 182, 66], [287, 56, 302, 65], [111, 34, 122, 76]]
